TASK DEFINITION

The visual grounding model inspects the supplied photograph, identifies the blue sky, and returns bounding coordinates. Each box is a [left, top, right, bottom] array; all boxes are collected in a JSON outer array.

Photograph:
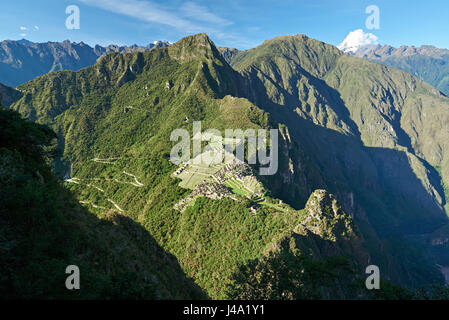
[[0, 0, 448, 50]]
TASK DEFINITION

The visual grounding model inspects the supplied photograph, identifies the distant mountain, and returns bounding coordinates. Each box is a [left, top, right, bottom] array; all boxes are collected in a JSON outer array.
[[352, 44, 449, 96], [217, 46, 241, 64], [0, 39, 170, 87], [16, 39, 34, 46]]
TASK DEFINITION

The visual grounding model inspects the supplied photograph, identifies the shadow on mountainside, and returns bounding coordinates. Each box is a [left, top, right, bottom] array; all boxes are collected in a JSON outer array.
[[0, 156, 207, 300], [235, 66, 448, 235], [0, 107, 206, 300], [231, 65, 448, 287]]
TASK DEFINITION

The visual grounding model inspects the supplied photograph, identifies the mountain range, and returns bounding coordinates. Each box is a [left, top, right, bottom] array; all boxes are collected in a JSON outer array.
[[3, 37, 449, 100], [0, 39, 170, 87], [2, 33, 449, 299], [351, 44, 449, 96]]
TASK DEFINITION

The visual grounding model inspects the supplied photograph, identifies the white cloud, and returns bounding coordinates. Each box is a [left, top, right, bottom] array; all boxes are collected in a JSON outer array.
[[20, 26, 27, 30], [338, 29, 379, 53], [247, 26, 261, 33], [77, 0, 253, 48], [34, 26, 39, 31], [180, 2, 232, 27], [78, 0, 202, 32], [20, 33, 27, 37]]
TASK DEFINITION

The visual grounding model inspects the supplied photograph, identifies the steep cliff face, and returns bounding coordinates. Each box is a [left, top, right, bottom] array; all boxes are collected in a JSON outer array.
[[227, 34, 449, 286], [217, 47, 241, 65], [350, 44, 449, 192], [293, 190, 370, 271], [231, 35, 448, 230], [228, 190, 371, 299]]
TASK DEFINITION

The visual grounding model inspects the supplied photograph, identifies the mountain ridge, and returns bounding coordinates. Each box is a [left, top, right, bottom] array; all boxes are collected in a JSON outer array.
[[0, 39, 171, 87], [221, 34, 449, 285], [351, 44, 449, 96]]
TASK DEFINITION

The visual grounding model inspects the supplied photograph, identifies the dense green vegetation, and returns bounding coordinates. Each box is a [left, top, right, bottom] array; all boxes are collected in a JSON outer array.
[[229, 34, 449, 286], [228, 247, 362, 300], [173, 197, 307, 298], [0, 107, 205, 299], [6, 32, 449, 299], [5, 34, 370, 299]]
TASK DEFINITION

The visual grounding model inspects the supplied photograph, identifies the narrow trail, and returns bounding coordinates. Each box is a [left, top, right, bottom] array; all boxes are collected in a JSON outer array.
[[64, 156, 145, 213], [66, 178, 125, 213], [124, 106, 144, 111], [90, 158, 144, 187], [86, 183, 105, 193], [80, 201, 106, 210], [81, 177, 143, 188], [122, 171, 144, 187], [107, 199, 124, 212], [65, 178, 80, 184], [90, 157, 122, 165]]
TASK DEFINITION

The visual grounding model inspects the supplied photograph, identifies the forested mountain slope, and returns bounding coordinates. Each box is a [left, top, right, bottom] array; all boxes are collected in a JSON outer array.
[[0, 106, 205, 299], [9, 33, 449, 297], [230, 34, 449, 284], [232, 35, 449, 223]]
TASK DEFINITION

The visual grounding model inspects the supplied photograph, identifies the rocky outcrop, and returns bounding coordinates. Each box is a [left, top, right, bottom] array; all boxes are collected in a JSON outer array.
[[217, 47, 241, 64], [300, 190, 359, 241], [230, 190, 371, 299]]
